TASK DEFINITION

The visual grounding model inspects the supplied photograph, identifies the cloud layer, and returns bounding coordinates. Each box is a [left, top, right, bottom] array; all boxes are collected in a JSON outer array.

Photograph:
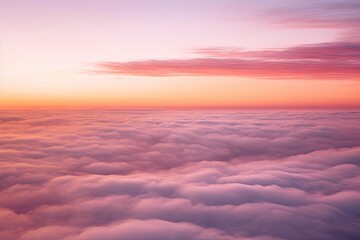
[[0, 110, 360, 239]]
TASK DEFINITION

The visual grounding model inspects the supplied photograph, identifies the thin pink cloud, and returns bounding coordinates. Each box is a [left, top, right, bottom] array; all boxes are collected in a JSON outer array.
[[265, 0, 360, 29], [194, 42, 360, 61], [261, 0, 360, 41], [95, 55, 360, 80], [94, 40, 360, 80]]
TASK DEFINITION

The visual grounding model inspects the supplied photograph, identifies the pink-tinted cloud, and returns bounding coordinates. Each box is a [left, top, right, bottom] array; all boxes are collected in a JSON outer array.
[[94, 41, 360, 80], [265, 0, 360, 30], [261, 0, 360, 42], [95, 57, 360, 80], [69, 219, 237, 240], [0, 110, 360, 239], [194, 42, 360, 61]]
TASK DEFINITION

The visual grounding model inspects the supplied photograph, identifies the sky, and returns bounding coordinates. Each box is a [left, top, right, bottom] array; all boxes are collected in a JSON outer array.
[[1, 0, 360, 109]]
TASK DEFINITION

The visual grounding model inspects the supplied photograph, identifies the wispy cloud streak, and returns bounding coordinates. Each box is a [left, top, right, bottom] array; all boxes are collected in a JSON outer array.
[[95, 41, 360, 80], [194, 42, 360, 61], [262, 0, 360, 41], [265, 0, 360, 30]]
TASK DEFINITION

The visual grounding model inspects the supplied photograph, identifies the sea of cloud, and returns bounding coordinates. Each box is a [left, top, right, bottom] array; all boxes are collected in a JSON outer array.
[[0, 110, 359, 240]]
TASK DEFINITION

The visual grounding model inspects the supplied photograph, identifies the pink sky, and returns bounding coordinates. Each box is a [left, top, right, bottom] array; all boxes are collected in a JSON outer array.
[[1, 0, 360, 108]]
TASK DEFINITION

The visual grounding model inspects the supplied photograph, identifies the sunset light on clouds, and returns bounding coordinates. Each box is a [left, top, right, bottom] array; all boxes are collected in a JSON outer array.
[[1, 1, 360, 240]]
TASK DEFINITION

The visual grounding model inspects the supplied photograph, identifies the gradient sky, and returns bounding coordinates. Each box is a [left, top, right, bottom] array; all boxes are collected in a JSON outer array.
[[1, 0, 360, 108]]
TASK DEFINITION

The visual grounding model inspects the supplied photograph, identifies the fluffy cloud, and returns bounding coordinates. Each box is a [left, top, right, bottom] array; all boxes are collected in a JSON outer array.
[[0, 110, 359, 239]]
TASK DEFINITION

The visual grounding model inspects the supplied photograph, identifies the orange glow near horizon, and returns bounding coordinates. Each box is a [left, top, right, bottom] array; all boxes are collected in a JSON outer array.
[[1, 78, 359, 109]]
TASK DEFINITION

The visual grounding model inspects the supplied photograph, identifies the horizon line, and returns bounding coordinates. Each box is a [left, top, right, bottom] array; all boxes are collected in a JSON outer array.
[[1, 105, 360, 111]]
